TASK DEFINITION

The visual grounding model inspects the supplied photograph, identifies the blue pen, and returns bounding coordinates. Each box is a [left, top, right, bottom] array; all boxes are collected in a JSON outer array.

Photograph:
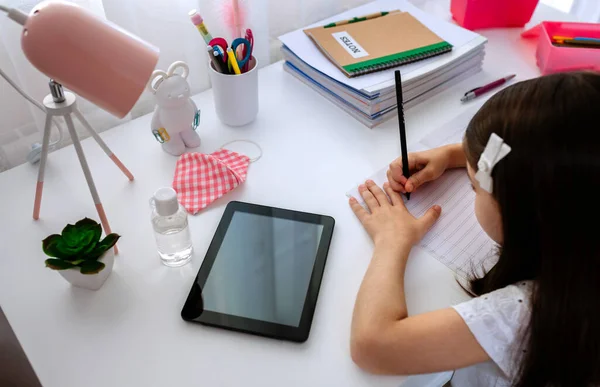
[[574, 37, 600, 43]]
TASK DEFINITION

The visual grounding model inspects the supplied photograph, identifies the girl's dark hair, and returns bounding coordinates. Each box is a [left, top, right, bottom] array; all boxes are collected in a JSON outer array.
[[464, 71, 600, 387]]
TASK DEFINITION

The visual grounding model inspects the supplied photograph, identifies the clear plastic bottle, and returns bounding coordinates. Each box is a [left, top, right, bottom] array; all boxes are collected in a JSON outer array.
[[150, 187, 193, 267]]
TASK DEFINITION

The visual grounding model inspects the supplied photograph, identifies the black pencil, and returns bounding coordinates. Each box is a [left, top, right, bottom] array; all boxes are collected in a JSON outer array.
[[394, 70, 410, 200]]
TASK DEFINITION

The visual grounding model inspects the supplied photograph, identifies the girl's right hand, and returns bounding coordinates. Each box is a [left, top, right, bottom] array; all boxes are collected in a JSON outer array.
[[387, 144, 464, 194]]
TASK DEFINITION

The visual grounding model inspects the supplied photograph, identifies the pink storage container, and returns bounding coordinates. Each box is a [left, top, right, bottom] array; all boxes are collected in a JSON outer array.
[[451, 0, 539, 30], [521, 22, 600, 74]]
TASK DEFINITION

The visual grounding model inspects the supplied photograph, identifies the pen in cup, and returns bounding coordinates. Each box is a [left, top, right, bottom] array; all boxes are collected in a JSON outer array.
[[242, 29, 253, 73], [227, 47, 242, 75], [208, 46, 227, 74]]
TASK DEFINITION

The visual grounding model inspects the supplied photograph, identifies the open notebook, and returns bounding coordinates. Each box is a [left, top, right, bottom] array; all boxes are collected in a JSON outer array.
[[304, 11, 453, 77], [346, 108, 498, 279]]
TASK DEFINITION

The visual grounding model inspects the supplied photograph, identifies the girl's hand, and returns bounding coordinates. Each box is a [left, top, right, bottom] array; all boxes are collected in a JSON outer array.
[[387, 144, 465, 194], [349, 180, 441, 249]]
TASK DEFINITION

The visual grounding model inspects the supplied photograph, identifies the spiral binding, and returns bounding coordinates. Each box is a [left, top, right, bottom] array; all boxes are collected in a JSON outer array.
[[351, 45, 453, 76]]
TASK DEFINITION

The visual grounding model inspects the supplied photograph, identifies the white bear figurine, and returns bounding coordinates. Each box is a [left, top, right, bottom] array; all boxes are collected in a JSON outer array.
[[147, 61, 201, 156]]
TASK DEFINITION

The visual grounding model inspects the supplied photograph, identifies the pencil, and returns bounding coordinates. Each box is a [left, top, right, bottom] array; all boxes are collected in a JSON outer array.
[[227, 48, 241, 75], [394, 70, 410, 200], [323, 10, 400, 28]]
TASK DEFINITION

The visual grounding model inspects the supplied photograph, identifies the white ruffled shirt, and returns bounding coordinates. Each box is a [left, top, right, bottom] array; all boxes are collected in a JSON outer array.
[[451, 281, 533, 387]]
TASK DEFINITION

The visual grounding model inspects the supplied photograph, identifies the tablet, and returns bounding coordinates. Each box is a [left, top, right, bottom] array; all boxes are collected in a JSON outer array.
[[181, 201, 335, 342]]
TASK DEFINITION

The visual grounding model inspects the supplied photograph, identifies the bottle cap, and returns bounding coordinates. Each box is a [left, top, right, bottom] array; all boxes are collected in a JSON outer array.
[[153, 187, 180, 216]]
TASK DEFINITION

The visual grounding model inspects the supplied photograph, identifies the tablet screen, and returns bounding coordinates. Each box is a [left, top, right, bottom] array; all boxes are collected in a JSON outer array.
[[201, 212, 324, 327]]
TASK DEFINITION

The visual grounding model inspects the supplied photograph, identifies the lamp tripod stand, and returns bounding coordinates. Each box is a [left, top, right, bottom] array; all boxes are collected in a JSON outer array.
[[33, 80, 134, 253]]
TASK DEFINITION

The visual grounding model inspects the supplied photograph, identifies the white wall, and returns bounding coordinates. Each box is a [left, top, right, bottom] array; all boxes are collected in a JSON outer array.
[[1, 0, 598, 172], [0, 0, 373, 172]]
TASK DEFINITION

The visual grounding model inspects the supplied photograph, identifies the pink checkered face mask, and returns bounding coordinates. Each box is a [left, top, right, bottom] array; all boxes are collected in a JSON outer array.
[[172, 142, 262, 214]]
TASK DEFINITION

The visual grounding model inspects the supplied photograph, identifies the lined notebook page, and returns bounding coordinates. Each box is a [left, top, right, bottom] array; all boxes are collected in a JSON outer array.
[[346, 107, 497, 279]]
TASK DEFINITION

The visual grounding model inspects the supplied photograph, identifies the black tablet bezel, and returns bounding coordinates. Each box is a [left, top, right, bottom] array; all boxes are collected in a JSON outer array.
[[181, 201, 335, 342]]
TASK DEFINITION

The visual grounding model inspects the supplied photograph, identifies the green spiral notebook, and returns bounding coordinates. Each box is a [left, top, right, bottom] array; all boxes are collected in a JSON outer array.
[[304, 11, 453, 77]]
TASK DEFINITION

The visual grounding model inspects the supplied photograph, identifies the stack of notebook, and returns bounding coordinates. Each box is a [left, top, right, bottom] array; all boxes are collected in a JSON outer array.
[[278, 0, 487, 128]]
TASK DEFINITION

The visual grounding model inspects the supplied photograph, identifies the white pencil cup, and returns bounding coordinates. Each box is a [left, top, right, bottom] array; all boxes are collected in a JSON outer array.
[[208, 57, 259, 126]]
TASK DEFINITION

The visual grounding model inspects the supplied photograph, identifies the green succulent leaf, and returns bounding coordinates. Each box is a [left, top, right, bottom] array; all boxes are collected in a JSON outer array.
[[75, 218, 100, 228], [42, 218, 105, 262], [61, 218, 102, 254], [58, 239, 86, 259], [61, 224, 80, 246], [43, 218, 113, 272], [75, 218, 102, 245], [80, 260, 105, 274], [87, 234, 120, 260], [43, 235, 72, 259], [45, 258, 76, 270]]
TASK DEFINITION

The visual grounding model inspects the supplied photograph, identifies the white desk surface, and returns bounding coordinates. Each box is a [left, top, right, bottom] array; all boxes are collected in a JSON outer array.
[[0, 3, 567, 387]]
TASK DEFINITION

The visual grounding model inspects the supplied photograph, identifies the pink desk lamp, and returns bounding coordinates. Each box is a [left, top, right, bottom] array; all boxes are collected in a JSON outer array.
[[3, 1, 159, 252]]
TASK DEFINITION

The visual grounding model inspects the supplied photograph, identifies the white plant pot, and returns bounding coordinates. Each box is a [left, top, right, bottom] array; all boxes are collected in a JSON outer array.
[[58, 250, 114, 290]]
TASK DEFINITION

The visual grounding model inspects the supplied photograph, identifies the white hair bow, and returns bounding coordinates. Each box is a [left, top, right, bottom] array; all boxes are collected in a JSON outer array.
[[474, 133, 511, 193]]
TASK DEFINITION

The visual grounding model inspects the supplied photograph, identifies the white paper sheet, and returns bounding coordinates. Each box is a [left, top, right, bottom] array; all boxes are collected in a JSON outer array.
[[346, 107, 497, 278], [278, 0, 486, 94]]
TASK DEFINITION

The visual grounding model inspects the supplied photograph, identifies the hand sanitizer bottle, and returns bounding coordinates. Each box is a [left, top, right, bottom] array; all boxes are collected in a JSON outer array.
[[150, 187, 193, 267]]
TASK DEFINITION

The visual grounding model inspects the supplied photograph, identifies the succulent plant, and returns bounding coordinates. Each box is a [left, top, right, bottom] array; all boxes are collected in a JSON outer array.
[[42, 218, 120, 275]]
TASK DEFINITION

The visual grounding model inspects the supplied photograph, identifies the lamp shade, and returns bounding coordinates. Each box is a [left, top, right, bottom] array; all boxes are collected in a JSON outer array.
[[21, 1, 159, 118]]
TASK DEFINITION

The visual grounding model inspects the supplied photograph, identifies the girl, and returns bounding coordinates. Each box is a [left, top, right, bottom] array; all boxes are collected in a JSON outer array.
[[348, 71, 600, 387]]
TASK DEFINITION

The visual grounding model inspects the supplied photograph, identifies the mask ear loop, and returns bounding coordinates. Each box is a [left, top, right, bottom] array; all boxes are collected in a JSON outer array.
[[219, 140, 263, 163]]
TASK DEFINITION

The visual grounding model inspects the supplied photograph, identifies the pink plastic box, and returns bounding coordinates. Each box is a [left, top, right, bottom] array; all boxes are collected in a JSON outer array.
[[451, 0, 539, 30], [521, 22, 600, 74]]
